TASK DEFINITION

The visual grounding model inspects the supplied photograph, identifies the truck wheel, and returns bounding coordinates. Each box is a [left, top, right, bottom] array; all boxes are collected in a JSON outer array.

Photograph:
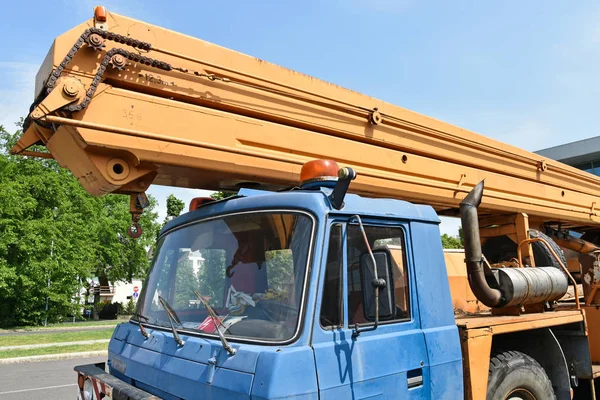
[[487, 351, 555, 400], [482, 229, 566, 268], [527, 230, 566, 268]]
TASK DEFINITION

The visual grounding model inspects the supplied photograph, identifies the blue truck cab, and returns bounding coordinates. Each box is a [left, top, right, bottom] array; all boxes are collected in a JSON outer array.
[[77, 163, 463, 400]]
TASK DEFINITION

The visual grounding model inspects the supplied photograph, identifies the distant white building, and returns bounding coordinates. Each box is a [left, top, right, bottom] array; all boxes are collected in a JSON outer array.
[[86, 278, 144, 305], [180, 248, 205, 275], [112, 279, 144, 304]]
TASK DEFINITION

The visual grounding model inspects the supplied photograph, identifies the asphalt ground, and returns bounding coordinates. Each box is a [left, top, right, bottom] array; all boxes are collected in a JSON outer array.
[[0, 355, 106, 399]]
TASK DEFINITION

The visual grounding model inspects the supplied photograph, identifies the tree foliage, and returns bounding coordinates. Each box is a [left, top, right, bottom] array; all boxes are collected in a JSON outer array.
[[265, 250, 294, 292], [173, 258, 199, 309], [165, 194, 185, 223], [441, 233, 463, 249], [0, 124, 160, 327], [210, 191, 236, 201], [198, 249, 226, 307]]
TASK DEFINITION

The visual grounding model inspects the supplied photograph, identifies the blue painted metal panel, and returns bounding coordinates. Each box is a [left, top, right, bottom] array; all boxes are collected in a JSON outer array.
[[409, 221, 463, 397], [110, 324, 320, 399], [428, 357, 463, 400], [161, 189, 439, 237], [251, 346, 319, 399], [107, 187, 462, 399], [311, 220, 432, 399], [409, 222, 457, 329], [312, 329, 431, 399], [114, 341, 253, 399], [118, 323, 261, 374]]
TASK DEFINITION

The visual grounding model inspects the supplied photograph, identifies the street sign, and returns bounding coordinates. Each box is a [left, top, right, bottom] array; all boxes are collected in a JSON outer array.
[[133, 286, 139, 293], [133, 292, 139, 298]]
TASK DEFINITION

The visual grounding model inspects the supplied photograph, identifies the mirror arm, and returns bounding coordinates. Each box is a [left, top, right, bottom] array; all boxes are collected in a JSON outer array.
[[352, 215, 380, 338]]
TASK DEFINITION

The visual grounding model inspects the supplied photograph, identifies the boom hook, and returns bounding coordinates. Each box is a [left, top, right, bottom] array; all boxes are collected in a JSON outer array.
[[128, 193, 149, 238]]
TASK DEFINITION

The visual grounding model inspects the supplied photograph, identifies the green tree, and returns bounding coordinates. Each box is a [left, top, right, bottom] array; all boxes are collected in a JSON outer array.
[[265, 250, 294, 292], [441, 234, 463, 249], [89, 185, 159, 319], [210, 191, 236, 201], [0, 123, 160, 326], [198, 249, 226, 307], [173, 257, 199, 309], [165, 194, 185, 224]]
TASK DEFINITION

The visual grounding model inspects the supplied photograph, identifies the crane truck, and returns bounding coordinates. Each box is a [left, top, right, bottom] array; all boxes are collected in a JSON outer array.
[[12, 6, 600, 400]]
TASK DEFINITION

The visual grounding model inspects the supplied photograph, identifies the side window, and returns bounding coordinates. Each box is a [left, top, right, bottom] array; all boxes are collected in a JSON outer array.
[[320, 224, 343, 329], [347, 225, 410, 325]]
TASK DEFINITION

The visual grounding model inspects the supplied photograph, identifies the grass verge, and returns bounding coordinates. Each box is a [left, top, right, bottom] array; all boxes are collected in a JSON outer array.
[[0, 316, 128, 332], [0, 342, 108, 359], [0, 328, 115, 347]]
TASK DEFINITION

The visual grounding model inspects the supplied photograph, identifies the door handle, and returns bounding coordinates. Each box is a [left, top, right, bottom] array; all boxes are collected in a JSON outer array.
[[407, 368, 423, 388]]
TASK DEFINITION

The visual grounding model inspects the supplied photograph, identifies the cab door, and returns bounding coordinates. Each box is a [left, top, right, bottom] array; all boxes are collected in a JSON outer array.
[[312, 220, 430, 399]]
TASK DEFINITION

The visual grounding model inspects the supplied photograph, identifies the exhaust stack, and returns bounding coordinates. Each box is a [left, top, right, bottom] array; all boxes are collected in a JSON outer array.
[[459, 181, 504, 307]]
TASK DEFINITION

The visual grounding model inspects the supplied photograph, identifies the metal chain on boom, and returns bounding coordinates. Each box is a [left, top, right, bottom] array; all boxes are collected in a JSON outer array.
[[44, 27, 152, 96], [23, 28, 155, 132], [26, 24, 559, 175], [24, 26, 367, 134], [22, 26, 377, 240]]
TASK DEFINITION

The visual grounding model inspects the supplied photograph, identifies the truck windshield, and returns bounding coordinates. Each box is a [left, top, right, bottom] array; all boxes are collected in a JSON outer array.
[[136, 211, 313, 343]]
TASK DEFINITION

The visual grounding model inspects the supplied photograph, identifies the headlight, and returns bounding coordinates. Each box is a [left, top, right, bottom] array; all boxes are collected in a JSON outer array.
[[82, 378, 95, 400]]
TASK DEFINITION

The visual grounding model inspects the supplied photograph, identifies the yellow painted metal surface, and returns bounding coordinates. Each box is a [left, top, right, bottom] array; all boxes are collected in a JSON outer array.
[[583, 306, 600, 363], [456, 309, 583, 334], [445, 250, 489, 315], [11, 10, 600, 230], [457, 309, 584, 399], [460, 328, 493, 400]]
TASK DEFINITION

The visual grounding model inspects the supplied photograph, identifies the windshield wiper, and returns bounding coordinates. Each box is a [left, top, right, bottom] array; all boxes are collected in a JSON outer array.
[[194, 290, 236, 355], [158, 296, 184, 346], [131, 312, 150, 339], [158, 296, 181, 324]]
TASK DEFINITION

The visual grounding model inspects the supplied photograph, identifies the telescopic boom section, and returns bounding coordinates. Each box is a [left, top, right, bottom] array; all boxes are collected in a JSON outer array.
[[12, 8, 600, 231]]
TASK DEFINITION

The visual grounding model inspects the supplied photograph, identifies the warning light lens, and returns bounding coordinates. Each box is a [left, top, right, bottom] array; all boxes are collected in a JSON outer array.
[[94, 6, 107, 22], [300, 159, 340, 184], [189, 197, 215, 211]]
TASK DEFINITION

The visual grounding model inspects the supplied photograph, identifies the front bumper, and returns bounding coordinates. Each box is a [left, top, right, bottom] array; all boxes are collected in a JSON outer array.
[[75, 363, 160, 400]]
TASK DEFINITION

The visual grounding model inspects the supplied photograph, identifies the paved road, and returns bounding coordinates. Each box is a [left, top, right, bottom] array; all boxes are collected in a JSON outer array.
[[0, 356, 106, 399]]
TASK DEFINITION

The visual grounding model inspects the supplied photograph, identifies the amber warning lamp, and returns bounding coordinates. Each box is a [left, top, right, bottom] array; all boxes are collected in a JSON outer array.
[[189, 197, 216, 212], [94, 6, 107, 22], [300, 159, 340, 185], [300, 159, 357, 209]]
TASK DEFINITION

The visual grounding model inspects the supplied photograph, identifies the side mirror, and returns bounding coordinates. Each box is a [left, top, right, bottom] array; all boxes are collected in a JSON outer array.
[[360, 249, 395, 322]]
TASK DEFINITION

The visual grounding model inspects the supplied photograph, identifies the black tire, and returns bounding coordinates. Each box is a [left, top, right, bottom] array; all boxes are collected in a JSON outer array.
[[487, 351, 555, 400], [482, 229, 566, 268]]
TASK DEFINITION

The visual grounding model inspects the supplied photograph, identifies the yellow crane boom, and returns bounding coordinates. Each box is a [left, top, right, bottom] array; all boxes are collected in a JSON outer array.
[[12, 8, 600, 232]]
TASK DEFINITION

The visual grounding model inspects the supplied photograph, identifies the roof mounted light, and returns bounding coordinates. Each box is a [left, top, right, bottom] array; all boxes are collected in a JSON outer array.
[[94, 6, 107, 22], [94, 5, 108, 30], [300, 159, 339, 186], [189, 197, 215, 211]]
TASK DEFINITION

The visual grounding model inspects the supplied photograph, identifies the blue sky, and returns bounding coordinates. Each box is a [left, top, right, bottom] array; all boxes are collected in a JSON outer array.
[[2, 1, 600, 234]]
